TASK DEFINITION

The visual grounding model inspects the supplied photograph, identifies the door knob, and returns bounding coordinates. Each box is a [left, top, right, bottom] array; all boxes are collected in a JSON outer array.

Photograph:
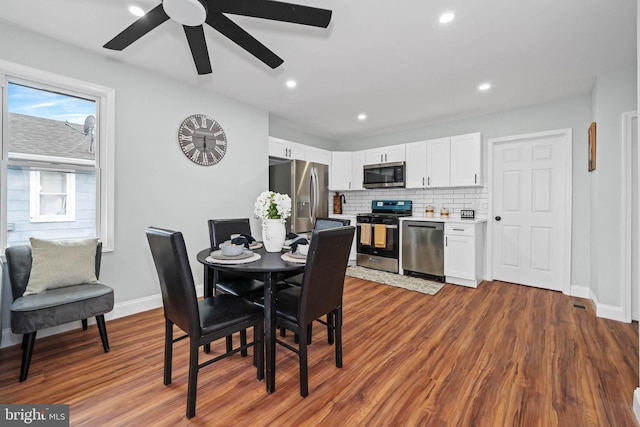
[[495, 216, 502, 221]]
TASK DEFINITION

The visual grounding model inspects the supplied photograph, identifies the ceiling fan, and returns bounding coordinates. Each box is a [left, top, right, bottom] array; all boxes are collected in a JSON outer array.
[[103, 0, 332, 75]]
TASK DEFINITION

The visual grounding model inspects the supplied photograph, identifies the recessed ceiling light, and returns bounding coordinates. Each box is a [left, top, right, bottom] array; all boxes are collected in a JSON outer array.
[[478, 83, 492, 91], [439, 12, 455, 24], [129, 6, 145, 17], [285, 80, 297, 89], [358, 113, 367, 121]]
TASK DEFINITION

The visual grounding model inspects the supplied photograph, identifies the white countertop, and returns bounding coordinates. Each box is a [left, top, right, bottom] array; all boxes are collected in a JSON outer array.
[[400, 216, 487, 224], [332, 213, 487, 224]]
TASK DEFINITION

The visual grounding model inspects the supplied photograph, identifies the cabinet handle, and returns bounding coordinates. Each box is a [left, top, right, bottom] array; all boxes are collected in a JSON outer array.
[[422, 177, 425, 186], [385, 153, 388, 162], [445, 236, 448, 246], [380, 154, 383, 162], [428, 176, 430, 186], [475, 173, 477, 184], [452, 228, 464, 231]]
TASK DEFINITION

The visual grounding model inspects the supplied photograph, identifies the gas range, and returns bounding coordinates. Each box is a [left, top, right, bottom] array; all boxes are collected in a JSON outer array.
[[356, 200, 412, 225], [356, 200, 412, 274]]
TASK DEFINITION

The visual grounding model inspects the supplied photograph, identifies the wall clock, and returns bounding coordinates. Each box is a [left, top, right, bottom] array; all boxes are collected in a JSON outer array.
[[177, 114, 227, 166]]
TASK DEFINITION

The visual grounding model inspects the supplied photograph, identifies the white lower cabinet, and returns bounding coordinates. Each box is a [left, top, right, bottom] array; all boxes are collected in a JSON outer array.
[[444, 222, 485, 287]]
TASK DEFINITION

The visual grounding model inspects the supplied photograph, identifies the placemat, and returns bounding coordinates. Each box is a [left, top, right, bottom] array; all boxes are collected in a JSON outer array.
[[206, 253, 261, 265], [281, 252, 306, 264]]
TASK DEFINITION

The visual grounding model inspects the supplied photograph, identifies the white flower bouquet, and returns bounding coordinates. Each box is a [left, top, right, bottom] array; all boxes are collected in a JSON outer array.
[[254, 191, 292, 223]]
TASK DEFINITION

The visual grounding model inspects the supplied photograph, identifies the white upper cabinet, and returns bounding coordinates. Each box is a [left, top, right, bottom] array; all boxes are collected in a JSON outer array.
[[305, 145, 331, 165], [329, 150, 366, 191], [268, 137, 305, 160], [365, 144, 406, 164], [329, 152, 352, 190], [426, 137, 451, 187], [405, 133, 481, 189], [351, 150, 366, 190], [450, 132, 482, 186], [405, 141, 427, 188], [406, 137, 451, 188]]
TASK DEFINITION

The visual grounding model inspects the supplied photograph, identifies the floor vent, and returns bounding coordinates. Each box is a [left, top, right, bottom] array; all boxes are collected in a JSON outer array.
[[571, 301, 587, 310]]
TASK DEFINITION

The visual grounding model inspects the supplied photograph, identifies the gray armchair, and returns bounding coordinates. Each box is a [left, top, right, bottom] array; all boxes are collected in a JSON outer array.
[[5, 242, 114, 381]]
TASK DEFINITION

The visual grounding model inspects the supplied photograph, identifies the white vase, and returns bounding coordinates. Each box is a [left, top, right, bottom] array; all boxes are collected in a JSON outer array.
[[262, 219, 286, 252]]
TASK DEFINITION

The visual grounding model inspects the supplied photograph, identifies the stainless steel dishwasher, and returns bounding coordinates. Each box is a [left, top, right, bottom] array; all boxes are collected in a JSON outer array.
[[402, 220, 445, 281]]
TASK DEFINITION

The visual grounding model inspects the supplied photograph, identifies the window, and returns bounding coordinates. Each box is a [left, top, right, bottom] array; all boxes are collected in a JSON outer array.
[[29, 171, 76, 222], [1, 60, 114, 251]]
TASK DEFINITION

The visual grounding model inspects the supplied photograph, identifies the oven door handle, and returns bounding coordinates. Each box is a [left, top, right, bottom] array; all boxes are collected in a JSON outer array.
[[357, 223, 398, 229]]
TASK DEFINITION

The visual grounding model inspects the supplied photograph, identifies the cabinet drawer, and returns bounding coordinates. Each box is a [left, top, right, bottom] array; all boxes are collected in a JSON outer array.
[[445, 222, 476, 237]]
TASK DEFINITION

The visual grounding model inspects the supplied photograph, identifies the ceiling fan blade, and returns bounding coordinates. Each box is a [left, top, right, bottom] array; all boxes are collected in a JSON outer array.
[[183, 25, 213, 75], [104, 4, 170, 50], [206, 12, 284, 69], [211, 0, 332, 28]]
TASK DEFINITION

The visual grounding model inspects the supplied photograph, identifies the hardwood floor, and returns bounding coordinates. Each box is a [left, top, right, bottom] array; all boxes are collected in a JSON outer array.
[[0, 278, 638, 426]]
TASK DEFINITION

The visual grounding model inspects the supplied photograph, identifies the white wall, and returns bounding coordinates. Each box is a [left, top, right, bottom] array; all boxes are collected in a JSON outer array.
[[269, 115, 338, 150], [0, 21, 270, 341], [340, 95, 594, 291], [590, 65, 638, 309]]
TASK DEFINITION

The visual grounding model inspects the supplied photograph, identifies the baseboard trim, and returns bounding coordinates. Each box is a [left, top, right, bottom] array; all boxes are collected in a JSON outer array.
[[589, 288, 627, 322], [570, 284, 591, 299], [634, 388, 640, 422], [0, 284, 204, 349]]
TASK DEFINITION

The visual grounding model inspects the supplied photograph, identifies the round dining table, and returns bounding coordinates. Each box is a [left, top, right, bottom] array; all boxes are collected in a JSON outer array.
[[196, 247, 305, 394]]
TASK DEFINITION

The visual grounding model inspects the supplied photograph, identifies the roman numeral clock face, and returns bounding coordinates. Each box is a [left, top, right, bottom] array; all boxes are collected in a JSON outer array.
[[178, 114, 227, 166]]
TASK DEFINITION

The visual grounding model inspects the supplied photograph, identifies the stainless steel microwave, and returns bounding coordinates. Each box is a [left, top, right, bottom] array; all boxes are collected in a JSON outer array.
[[363, 161, 405, 189]]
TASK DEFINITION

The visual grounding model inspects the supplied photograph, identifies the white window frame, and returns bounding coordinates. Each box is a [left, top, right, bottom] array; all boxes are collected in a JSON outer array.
[[0, 60, 115, 252], [29, 170, 76, 222]]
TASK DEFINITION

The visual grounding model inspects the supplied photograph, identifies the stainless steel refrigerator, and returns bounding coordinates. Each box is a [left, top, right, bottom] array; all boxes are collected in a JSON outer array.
[[269, 158, 329, 233]]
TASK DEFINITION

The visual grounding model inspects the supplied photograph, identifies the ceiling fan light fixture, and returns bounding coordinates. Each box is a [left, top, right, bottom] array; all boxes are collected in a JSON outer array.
[[163, 0, 207, 26]]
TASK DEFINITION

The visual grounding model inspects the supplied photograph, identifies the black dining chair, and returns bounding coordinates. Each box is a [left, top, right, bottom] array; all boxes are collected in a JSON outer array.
[[208, 218, 265, 300], [145, 226, 264, 419], [284, 217, 351, 288], [264, 225, 355, 397], [282, 217, 351, 344]]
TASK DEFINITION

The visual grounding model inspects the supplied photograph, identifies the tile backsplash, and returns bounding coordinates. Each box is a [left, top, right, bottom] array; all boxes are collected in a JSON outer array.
[[328, 185, 488, 217]]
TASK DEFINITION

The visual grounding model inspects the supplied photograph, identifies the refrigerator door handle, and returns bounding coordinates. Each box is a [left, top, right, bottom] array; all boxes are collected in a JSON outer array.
[[313, 167, 319, 223], [309, 167, 317, 224]]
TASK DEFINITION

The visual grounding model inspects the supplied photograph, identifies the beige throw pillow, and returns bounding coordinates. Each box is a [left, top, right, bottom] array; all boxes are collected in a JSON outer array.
[[23, 237, 100, 296]]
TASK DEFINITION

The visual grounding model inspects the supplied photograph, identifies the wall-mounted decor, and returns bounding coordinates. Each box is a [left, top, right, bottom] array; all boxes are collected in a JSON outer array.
[[588, 122, 596, 171], [178, 114, 227, 166]]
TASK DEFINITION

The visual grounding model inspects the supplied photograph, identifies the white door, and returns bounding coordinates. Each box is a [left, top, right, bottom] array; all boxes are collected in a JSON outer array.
[[632, 114, 638, 320], [491, 130, 570, 291]]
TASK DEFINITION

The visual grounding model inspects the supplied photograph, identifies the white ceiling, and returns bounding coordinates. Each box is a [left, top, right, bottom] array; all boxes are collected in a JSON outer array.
[[0, 0, 636, 141]]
